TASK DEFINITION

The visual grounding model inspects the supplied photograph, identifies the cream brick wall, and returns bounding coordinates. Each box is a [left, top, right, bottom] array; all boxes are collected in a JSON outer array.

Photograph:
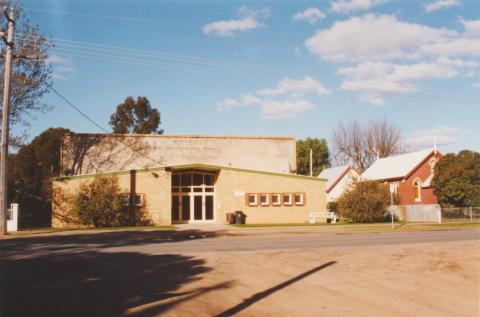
[[52, 166, 327, 227], [62, 134, 296, 175], [215, 169, 327, 224], [52, 169, 172, 228]]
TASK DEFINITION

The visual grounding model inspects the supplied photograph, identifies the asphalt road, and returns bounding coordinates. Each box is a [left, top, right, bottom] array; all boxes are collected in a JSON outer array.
[[111, 228, 480, 254], [1, 228, 478, 256]]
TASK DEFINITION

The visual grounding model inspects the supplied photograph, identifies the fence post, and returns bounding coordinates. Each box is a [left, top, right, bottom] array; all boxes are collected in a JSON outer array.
[[470, 206, 473, 222]]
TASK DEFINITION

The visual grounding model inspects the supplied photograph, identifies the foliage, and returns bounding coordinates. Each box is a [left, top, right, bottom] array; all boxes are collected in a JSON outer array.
[[73, 175, 152, 227], [332, 119, 401, 171], [336, 181, 391, 223], [73, 175, 128, 227], [109, 96, 163, 134], [0, 2, 53, 126], [8, 127, 70, 227], [432, 150, 480, 207], [296, 137, 329, 176], [327, 201, 338, 214]]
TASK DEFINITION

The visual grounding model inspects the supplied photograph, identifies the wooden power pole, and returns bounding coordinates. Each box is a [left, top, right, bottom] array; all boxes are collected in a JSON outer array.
[[0, 7, 15, 236]]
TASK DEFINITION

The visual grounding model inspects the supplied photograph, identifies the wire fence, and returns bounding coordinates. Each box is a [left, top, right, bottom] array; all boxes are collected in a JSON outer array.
[[441, 206, 480, 223]]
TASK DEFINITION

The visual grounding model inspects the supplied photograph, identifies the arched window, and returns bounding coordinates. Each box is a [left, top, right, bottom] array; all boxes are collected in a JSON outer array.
[[429, 158, 437, 173], [413, 178, 422, 202]]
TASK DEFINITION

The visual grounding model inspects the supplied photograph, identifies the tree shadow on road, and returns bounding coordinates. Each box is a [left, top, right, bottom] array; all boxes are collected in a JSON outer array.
[[0, 229, 231, 257], [214, 261, 337, 317], [1, 250, 232, 317]]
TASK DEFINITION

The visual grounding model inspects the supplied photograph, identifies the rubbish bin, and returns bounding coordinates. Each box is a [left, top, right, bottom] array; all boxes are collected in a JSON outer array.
[[226, 212, 235, 224], [235, 211, 246, 225]]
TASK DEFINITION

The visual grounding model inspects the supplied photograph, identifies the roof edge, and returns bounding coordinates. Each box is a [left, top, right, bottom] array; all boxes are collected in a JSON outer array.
[[53, 163, 327, 183], [64, 132, 296, 141]]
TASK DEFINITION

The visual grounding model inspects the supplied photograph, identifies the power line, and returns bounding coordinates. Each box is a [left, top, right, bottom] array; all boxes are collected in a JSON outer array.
[[47, 84, 110, 133], [47, 84, 168, 167], [18, 33, 480, 101], [18, 33, 285, 74], [24, 7, 199, 27]]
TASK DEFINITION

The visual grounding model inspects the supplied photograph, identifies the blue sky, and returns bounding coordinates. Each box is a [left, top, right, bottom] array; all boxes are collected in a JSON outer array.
[[15, 0, 480, 153]]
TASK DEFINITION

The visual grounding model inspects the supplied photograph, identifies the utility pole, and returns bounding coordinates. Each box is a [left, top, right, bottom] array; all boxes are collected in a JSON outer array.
[[309, 148, 313, 177], [0, 7, 15, 236]]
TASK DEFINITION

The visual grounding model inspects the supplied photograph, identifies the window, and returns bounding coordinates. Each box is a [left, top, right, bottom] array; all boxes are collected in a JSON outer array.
[[181, 173, 192, 186], [260, 193, 270, 206], [283, 193, 292, 206], [134, 194, 145, 206], [247, 193, 258, 206], [294, 193, 305, 206], [429, 158, 437, 173], [193, 173, 203, 186], [204, 174, 214, 186], [120, 193, 145, 206], [413, 179, 422, 202], [271, 193, 281, 206], [172, 174, 180, 186]]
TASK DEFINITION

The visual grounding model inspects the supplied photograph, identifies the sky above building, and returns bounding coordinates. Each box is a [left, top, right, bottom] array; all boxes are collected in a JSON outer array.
[[15, 0, 480, 153]]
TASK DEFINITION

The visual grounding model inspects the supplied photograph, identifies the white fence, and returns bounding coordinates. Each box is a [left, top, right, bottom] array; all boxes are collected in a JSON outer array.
[[388, 205, 480, 223]]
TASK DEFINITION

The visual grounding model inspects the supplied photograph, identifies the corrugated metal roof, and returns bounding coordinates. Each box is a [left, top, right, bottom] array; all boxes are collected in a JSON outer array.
[[362, 149, 434, 181], [318, 165, 351, 189]]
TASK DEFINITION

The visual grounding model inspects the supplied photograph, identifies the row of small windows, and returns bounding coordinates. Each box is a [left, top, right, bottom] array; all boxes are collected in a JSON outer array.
[[172, 172, 214, 187], [246, 193, 306, 207]]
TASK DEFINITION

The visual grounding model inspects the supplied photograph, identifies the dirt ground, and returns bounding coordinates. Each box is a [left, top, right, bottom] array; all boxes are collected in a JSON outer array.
[[1, 228, 479, 317], [131, 241, 480, 317]]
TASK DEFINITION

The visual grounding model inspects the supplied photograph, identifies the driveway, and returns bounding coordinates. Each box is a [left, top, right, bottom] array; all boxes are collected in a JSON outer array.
[[1, 228, 479, 316]]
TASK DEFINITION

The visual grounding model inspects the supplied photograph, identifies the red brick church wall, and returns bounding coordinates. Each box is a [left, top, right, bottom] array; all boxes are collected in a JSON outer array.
[[395, 152, 442, 205]]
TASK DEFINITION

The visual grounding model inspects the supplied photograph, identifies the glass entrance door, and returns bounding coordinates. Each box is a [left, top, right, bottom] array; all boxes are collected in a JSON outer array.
[[172, 194, 190, 223], [193, 195, 203, 221], [191, 194, 215, 222], [205, 195, 214, 220], [172, 171, 216, 223]]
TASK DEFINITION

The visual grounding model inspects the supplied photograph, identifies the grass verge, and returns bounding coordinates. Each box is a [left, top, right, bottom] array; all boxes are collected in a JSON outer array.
[[230, 221, 480, 232], [12, 225, 177, 235]]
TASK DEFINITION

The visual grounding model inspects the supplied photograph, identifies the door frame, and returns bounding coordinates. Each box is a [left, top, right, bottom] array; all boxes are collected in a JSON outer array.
[[189, 192, 216, 223]]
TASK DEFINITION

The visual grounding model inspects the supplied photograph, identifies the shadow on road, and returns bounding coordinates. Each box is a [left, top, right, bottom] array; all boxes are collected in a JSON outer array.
[[1, 249, 232, 317], [0, 229, 229, 256], [0, 229, 238, 316], [214, 261, 337, 317]]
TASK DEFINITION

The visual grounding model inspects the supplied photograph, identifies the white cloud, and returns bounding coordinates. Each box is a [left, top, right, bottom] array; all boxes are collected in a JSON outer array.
[[293, 7, 326, 24], [215, 76, 330, 119], [419, 19, 480, 57], [241, 95, 315, 120], [424, 0, 459, 13], [257, 76, 331, 97], [461, 18, 480, 37], [305, 14, 455, 62], [305, 14, 480, 105], [48, 54, 76, 80], [46, 54, 70, 64], [338, 61, 462, 105], [330, 0, 388, 14], [203, 7, 270, 37], [404, 127, 469, 149], [435, 56, 479, 68], [216, 98, 240, 111]]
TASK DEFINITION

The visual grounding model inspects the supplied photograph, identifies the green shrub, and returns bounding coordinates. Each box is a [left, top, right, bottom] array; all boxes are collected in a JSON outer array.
[[336, 181, 390, 223], [73, 175, 128, 227], [432, 150, 480, 207], [327, 201, 338, 214]]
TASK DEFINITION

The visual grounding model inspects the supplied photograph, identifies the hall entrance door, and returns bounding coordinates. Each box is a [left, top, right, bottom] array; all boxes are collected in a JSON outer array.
[[171, 171, 216, 224]]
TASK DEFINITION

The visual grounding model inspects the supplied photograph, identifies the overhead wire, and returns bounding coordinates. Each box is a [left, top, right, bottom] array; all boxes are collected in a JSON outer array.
[[47, 84, 168, 167], [16, 34, 480, 101]]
